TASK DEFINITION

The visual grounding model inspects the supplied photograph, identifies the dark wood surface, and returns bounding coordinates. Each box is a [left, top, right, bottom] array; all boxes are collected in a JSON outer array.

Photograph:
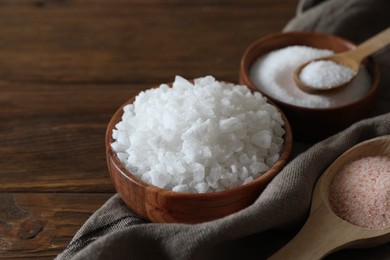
[[0, 0, 298, 258]]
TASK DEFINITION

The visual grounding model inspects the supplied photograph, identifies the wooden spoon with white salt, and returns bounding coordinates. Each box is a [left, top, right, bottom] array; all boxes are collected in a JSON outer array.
[[294, 27, 390, 94], [269, 135, 390, 260]]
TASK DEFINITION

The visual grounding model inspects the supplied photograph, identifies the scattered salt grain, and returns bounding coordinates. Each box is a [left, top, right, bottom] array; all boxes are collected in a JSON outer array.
[[299, 60, 357, 90], [249, 45, 371, 108], [111, 75, 285, 193], [329, 156, 390, 229]]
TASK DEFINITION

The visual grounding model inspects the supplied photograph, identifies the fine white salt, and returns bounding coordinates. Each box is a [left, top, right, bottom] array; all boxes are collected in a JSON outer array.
[[249, 45, 371, 108], [111, 75, 285, 193], [329, 156, 390, 229], [299, 60, 357, 90]]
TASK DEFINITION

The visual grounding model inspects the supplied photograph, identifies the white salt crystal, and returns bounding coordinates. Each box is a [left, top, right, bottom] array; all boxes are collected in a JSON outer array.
[[227, 171, 239, 183], [141, 172, 151, 183], [147, 135, 162, 151], [150, 170, 172, 188], [251, 130, 272, 149], [172, 160, 186, 174], [239, 154, 250, 164], [243, 176, 254, 185], [110, 141, 127, 153], [239, 166, 249, 181], [162, 113, 177, 130], [202, 146, 213, 158], [111, 76, 286, 193], [242, 166, 249, 178], [220, 178, 232, 189], [172, 184, 190, 193], [268, 142, 280, 156], [193, 163, 205, 181], [219, 117, 243, 133], [254, 111, 271, 129], [154, 163, 165, 172], [266, 154, 280, 166], [116, 152, 128, 163], [112, 129, 119, 139], [181, 119, 210, 140], [116, 131, 130, 146], [249, 161, 269, 174], [182, 140, 200, 163], [299, 60, 356, 89], [210, 165, 222, 182], [173, 75, 193, 88], [194, 75, 215, 86], [195, 182, 209, 193]]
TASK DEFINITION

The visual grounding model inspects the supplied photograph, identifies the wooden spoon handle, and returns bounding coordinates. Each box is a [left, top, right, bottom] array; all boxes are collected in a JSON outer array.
[[342, 27, 390, 63], [268, 204, 356, 260]]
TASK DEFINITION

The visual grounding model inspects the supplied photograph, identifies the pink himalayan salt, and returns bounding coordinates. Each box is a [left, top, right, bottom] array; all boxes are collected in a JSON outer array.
[[329, 156, 390, 229]]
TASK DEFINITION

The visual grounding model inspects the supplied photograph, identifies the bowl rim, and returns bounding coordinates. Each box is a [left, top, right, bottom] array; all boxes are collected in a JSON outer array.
[[105, 83, 293, 198], [240, 31, 380, 112]]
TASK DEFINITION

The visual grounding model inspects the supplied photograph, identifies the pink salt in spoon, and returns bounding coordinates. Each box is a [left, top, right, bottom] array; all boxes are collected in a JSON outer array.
[[294, 27, 390, 94], [269, 135, 390, 260]]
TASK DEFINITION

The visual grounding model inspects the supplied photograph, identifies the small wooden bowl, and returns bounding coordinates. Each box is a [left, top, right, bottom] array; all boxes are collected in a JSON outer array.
[[106, 85, 293, 224], [239, 31, 380, 142]]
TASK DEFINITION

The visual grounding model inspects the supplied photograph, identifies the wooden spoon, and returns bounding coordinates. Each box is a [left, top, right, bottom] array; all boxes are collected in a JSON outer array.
[[269, 135, 390, 259], [294, 27, 390, 94]]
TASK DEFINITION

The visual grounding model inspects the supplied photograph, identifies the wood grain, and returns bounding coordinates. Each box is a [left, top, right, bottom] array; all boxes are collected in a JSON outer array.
[[0, 0, 297, 84], [0, 0, 299, 258], [0, 82, 146, 192], [0, 193, 113, 259]]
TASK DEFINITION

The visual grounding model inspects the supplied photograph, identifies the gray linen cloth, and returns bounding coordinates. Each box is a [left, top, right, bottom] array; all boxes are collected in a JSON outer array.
[[57, 0, 390, 259]]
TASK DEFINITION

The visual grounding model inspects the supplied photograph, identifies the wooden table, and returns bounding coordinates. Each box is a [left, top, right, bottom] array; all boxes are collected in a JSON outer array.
[[0, 0, 298, 258]]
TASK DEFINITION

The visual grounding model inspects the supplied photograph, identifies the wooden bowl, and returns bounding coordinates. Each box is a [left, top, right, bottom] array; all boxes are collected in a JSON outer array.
[[105, 84, 293, 224], [239, 31, 380, 142]]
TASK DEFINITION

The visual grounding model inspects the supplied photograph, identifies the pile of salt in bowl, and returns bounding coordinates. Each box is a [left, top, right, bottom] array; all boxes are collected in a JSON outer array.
[[249, 45, 371, 108], [111, 76, 285, 193], [299, 60, 357, 90], [329, 156, 390, 229]]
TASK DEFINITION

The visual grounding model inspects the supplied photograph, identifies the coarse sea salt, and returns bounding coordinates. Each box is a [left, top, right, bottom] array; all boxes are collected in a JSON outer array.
[[111, 75, 285, 193], [249, 45, 371, 108], [329, 156, 390, 229], [299, 60, 357, 90]]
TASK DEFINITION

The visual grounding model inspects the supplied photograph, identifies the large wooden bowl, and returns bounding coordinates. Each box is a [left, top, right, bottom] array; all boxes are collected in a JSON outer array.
[[239, 31, 380, 142], [106, 85, 293, 224]]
